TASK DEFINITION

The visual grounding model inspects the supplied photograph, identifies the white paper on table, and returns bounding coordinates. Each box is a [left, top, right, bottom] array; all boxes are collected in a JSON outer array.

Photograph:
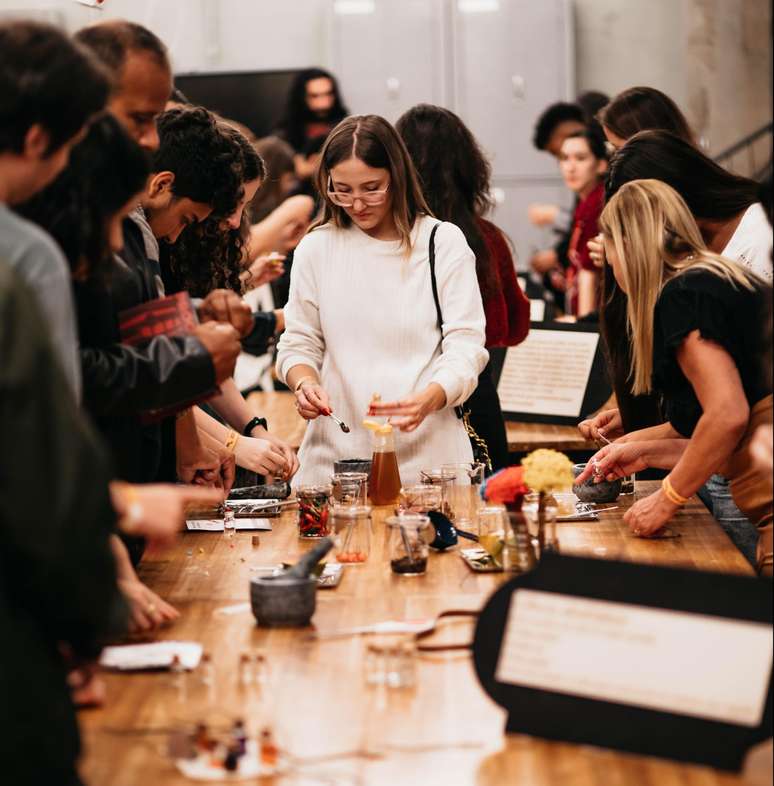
[[100, 641, 203, 671], [185, 518, 272, 531], [498, 329, 599, 417], [495, 589, 772, 727]]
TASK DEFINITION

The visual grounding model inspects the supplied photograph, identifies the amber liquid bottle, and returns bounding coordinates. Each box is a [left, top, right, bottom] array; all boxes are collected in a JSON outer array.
[[369, 425, 402, 506]]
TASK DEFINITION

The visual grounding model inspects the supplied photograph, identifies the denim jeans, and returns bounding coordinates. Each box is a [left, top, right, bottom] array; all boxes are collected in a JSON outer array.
[[697, 474, 757, 567]]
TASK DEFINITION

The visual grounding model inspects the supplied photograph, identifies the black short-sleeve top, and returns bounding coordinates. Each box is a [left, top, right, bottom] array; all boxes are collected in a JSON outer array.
[[652, 268, 772, 437]]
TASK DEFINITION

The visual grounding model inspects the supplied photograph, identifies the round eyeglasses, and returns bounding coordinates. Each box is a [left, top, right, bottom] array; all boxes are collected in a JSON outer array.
[[327, 181, 390, 208]]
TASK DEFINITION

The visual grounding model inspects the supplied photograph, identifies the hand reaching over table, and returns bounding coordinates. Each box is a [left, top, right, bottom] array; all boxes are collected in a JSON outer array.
[[575, 441, 651, 485], [368, 384, 447, 432], [198, 288, 254, 337], [245, 423, 300, 480], [294, 379, 332, 420], [578, 407, 623, 442], [111, 482, 224, 545], [623, 487, 680, 538], [235, 434, 293, 478], [118, 576, 180, 632]]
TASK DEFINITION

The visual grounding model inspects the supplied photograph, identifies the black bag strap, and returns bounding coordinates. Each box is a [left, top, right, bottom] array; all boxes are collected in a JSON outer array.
[[428, 223, 443, 331], [428, 222, 464, 420]]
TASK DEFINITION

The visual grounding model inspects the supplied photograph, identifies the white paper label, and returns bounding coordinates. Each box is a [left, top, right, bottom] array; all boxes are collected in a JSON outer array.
[[495, 589, 772, 727], [186, 518, 272, 531], [498, 329, 599, 417]]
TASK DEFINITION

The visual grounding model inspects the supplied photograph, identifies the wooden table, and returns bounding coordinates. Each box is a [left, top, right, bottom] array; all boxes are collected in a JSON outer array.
[[505, 420, 595, 454], [247, 390, 596, 454], [79, 484, 767, 786]]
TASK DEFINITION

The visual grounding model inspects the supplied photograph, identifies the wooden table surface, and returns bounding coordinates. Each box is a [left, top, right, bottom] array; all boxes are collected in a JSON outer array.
[[79, 483, 768, 786], [247, 390, 596, 454]]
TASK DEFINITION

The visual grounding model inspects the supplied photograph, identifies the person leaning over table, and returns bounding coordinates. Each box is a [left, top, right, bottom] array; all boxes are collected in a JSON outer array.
[[575, 179, 773, 575], [276, 114, 488, 486], [582, 132, 774, 564]]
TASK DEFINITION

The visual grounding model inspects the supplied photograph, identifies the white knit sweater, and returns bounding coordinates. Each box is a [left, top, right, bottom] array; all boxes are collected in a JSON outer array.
[[276, 216, 488, 486]]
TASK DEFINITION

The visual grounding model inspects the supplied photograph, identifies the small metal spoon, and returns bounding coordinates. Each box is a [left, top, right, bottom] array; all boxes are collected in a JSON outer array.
[[329, 413, 350, 433]]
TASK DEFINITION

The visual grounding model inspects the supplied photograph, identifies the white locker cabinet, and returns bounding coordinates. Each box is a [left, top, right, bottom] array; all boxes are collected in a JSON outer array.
[[452, 0, 572, 178], [330, 0, 574, 262], [331, 0, 447, 123]]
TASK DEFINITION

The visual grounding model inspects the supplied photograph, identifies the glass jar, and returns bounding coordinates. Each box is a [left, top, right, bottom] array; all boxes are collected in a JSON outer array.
[[502, 511, 537, 574], [397, 483, 442, 515], [522, 491, 559, 558], [363, 636, 416, 688], [331, 472, 369, 506], [296, 484, 331, 538], [419, 467, 456, 520], [385, 515, 432, 576], [331, 504, 371, 564], [369, 425, 402, 506], [476, 505, 507, 567], [441, 462, 485, 527]]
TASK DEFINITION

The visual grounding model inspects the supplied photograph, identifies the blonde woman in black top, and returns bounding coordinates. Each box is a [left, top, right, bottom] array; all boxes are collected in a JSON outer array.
[[576, 180, 772, 574]]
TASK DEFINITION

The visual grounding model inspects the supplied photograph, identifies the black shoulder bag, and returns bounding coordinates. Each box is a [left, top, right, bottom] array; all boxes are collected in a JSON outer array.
[[428, 223, 492, 473]]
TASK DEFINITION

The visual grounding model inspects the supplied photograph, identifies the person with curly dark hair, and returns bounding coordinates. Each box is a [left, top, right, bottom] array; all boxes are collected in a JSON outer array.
[[70, 105, 245, 498], [396, 103, 530, 471], [163, 122, 264, 296], [159, 121, 299, 481], [276, 67, 349, 184], [162, 121, 284, 355]]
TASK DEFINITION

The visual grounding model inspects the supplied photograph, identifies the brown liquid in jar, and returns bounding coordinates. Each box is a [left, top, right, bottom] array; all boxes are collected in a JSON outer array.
[[369, 450, 402, 506]]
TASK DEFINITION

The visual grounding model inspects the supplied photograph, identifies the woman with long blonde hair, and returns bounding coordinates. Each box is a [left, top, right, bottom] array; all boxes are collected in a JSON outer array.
[[577, 179, 772, 573]]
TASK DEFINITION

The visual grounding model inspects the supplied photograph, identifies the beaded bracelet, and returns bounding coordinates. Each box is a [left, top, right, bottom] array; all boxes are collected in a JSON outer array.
[[662, 475, 689, 506]]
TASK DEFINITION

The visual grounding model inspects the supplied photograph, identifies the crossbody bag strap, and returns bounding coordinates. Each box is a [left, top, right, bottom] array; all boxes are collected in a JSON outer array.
[[428, 223, 443, 331], [428, 222, 464, 420]]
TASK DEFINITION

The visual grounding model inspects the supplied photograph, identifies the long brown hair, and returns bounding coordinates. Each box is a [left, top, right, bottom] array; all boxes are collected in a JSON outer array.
[[597, 87, 695, 145], [396, 103, 498, 298], [312, 114, 432, 250], [600, 179, 759, 394]]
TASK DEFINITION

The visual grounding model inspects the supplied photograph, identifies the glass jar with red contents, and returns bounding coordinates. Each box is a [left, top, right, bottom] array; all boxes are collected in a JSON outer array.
[[296, 484, 331, 538], [331, 504, 371, 564]]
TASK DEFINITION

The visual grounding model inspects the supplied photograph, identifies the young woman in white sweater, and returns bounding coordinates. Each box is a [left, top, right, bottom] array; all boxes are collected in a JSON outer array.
[[276, 114, 488, 486]]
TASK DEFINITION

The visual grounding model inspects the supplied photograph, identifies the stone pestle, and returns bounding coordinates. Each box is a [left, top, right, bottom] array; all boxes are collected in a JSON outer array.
[[284, 537, 335, 579]]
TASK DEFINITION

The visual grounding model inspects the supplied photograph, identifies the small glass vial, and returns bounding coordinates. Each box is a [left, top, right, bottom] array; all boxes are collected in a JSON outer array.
[[223, 507, 236, 539], [237, 652, 252, 687], [385, 515, 431, 576], [260, 727, 279, 768], [169, 653, 186, 694], [331, 472, 368, 505], [331, 504, 371, 564], [254, 651, 268, 685], [296, 484, 332, 538], [199, 652, 214, 687]]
